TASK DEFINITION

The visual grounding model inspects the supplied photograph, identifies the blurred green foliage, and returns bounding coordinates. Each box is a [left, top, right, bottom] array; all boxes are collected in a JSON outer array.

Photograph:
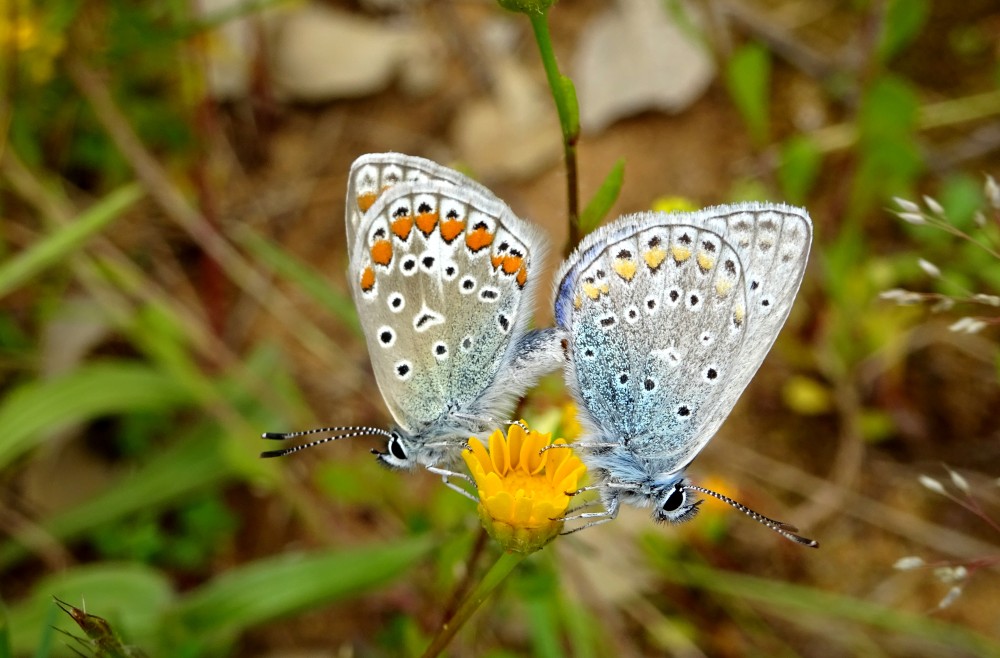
[[725, 41, 771, 146], [2, 0, 999, 655]]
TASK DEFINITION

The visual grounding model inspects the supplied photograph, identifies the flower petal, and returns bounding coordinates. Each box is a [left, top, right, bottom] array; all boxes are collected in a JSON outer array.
[[506, 422, 524, 470], [486, 489, 514, 523], [488, 429, 508, 474]]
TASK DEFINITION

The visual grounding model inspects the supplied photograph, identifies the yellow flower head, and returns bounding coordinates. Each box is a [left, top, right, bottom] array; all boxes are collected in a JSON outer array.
[[462, 423, 587, 553], [651, 196, 698, 213], [559, 403, 584, 441]]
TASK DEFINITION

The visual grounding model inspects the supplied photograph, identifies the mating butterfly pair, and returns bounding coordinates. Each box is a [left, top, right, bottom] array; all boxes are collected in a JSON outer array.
[[264, 153, 816, 546]]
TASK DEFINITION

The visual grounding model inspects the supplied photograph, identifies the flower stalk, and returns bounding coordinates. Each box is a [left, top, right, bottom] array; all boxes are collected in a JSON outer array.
[[419, 550, 528, 658], [525, 9, 581, 253]]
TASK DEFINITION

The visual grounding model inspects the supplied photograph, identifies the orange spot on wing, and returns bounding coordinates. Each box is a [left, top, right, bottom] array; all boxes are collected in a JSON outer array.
[[516, 264, 528, 288], [440, 218, 466, 243], [357, 192, 378, 213], [466, 227, 494, 252], [391, 216, 413, 241], [370, 239, 393, 266], [501, 255, 523, 275], [491, 254, 504, 269], [360, 266, 376, 292], [416, 211, 438, 236]]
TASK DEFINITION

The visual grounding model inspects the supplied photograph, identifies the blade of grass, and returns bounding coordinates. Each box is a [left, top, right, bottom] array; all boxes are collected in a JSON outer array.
[[663, 560, 1000, 655], [30, 602, 59, 658], [0, 361, 192, 471], [0, 183, 142, 299], [235, 227, 361, 336], [0, 600, 10, 658], [169, 536, 434, 640]]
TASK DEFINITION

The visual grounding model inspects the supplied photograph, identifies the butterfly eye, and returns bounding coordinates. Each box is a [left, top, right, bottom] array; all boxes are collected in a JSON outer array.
[[662, 487, 685, 512], [389, 436, 407, 461]]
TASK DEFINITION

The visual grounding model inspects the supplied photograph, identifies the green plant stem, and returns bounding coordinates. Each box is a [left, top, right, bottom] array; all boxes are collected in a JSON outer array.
[[439, 528, 490, 624], [527, 10, 580, 252], [420, 550, 527, 658]]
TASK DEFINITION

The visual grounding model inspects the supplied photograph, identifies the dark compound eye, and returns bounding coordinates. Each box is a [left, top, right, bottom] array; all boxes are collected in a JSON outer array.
[[389, 437, 407, 461], [663, 488, 684, 512]]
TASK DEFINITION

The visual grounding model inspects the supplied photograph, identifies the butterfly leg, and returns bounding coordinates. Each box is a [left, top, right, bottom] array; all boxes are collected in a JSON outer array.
[[562, 498, 603, 516], [426, 466, 478, 503], [558, 495, 620, 534], [539, 441, 607, 455]]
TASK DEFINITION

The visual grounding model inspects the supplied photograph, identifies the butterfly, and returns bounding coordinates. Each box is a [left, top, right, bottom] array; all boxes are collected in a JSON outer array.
[[263, 153, 564, 476], [553, 203, 817, 546]]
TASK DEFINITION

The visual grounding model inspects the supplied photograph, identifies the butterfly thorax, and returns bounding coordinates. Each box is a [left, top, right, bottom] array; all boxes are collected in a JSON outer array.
[[584, 445, 701, 524], [376, 407, 495, 470]]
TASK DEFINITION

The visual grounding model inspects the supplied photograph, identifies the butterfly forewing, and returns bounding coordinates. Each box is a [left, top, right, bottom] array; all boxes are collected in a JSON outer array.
[[346, 153, 495, 248], [349, 180, 543, 434]]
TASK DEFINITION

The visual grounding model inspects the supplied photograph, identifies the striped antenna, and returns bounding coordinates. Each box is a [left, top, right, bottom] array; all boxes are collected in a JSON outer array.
[[682, 483, 819, 548], [260, 425, 393, 458]]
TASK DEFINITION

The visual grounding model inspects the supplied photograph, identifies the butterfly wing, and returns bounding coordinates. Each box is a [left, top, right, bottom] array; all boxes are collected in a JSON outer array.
[[345, 153, 495, 249], [555, 203, 811, 472], [348, 178, 547, 435]]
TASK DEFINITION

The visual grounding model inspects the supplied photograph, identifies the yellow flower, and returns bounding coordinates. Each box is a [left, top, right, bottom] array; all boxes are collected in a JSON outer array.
[[651, 196, 698, 213], [462, 423, 586, 553], [559, 403, 584, 441]]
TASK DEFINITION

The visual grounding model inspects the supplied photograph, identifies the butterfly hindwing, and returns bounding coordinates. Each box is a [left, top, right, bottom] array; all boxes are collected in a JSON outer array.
[[348, 176, 545, 436], [556, 203, 811, 472]]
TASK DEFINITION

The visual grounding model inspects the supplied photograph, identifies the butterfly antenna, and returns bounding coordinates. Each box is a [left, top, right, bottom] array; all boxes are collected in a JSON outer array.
[[260, 426, 392, 458], [683, 483, 819, 548]]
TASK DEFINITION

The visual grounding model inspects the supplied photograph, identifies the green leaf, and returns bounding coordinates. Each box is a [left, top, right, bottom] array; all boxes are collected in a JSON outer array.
[[938, 173, 985, 230], [852, 75, 923, 215], [725, 42, 771, 146], [578, 159, 625, 237], [168, 537, 434, 641], [778, 135, 822, 205], [0, 184, 143, 299], [859, 76, 920, 140], [0, 362, 192, 471], [878, 0, 930, 62], [0, 601, 9, 658]]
